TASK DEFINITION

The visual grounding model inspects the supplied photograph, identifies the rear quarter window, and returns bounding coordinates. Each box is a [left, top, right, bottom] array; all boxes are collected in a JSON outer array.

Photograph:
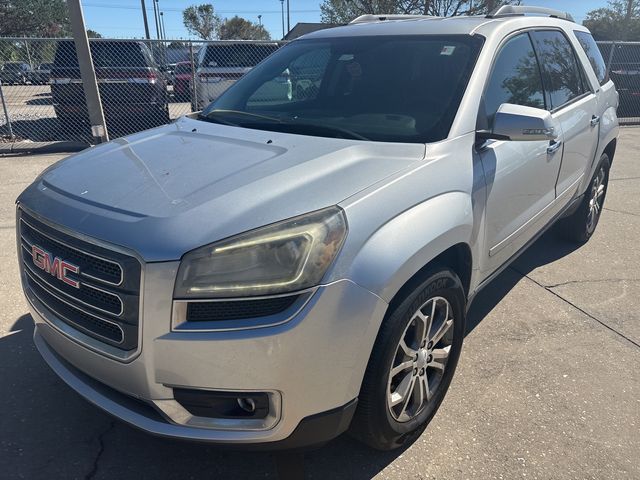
[[574, 31, 608, 85]]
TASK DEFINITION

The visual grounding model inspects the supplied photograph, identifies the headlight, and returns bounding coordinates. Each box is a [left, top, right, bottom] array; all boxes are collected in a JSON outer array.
[[174, 207, 347, 298]]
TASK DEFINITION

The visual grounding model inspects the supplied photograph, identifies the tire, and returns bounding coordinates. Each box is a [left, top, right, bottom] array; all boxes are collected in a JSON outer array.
[[558, 153, 610, 243], [350, 267, 466, 450]]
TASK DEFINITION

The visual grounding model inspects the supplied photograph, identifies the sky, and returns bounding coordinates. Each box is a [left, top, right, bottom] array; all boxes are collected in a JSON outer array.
[[81, 0, 611, 41]]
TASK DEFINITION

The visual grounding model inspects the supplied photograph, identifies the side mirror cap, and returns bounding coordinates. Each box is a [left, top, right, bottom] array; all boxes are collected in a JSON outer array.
[[480, 103, 558, 142]]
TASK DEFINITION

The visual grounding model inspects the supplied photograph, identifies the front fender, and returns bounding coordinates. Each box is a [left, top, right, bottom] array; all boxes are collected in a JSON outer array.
[[345, 191, 473, 303]]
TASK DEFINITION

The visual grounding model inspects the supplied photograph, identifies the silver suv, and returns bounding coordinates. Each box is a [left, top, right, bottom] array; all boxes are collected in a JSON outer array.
[[17, 7, 619, 451]]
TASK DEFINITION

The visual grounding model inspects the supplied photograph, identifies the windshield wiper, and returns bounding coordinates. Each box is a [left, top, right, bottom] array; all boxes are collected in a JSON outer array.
[[203, 109, 283, 123], [241, 121, 371, 141], [197, 112, 240, 127]]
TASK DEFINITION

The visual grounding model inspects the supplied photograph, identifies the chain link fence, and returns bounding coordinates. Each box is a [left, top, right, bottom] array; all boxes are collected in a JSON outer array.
[[0, 37, 284, 149], [0, 37, 638, 150], [597, 41, 640, 124]]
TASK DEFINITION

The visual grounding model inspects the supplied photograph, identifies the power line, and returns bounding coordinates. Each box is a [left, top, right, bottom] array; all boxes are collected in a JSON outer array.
[[81, 2, 320, 14]]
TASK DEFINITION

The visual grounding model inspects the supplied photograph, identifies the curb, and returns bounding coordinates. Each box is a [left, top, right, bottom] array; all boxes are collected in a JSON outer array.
[[0, 141, 90, 155]]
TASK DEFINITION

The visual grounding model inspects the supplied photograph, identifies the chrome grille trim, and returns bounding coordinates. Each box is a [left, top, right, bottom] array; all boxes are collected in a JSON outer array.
[[19, 216, 124, 287], [17, 205, 143, 357], [21, 246, 125, 317], [25, 268, 125, 345]]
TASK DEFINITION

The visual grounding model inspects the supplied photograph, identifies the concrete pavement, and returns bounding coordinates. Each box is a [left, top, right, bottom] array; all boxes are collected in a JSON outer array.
[[0, 129, 638, 479]]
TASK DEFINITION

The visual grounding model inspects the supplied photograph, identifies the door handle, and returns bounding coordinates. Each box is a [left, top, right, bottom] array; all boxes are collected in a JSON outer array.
[[547, 140, 563, 154], [590, 115, 601, 127]]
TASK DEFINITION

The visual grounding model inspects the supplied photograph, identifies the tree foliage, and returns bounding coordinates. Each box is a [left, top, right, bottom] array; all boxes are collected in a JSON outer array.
[[0, 0, 71, 37], [319, 0, 519, 23], [182, 4, 221, 40], [218, 16, 271, 40], [584, 0, 640, 41]]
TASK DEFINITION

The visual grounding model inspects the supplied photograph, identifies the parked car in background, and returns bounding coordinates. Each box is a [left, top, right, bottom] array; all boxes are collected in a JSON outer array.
[[194, 42, 280, 109], [51, 40, 169, 133], [173, 61, 192, 101], [17, 7, 618, 451], [0, 62, 31, 85], [30, 63, 53, 85]]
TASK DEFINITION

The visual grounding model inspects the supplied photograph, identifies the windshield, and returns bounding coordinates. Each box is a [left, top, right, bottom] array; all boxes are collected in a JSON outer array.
[[201, 35, 483, 143]]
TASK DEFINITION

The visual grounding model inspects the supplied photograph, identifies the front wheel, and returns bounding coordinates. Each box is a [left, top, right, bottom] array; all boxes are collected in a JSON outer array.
[[558, 153, 610, 243], [350, 267, 466, 450]]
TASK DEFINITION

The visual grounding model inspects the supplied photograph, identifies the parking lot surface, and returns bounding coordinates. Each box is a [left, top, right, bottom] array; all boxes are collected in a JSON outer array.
[[0, 129, 638, 479]]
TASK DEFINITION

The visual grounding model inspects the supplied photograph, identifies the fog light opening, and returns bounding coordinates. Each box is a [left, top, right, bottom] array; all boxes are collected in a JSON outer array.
[[237, 397, 256, 414]]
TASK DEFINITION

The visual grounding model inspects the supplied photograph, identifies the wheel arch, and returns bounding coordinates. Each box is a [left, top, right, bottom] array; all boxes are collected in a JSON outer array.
[[344, 191, 475, 305], [602, 137, 617, 164]]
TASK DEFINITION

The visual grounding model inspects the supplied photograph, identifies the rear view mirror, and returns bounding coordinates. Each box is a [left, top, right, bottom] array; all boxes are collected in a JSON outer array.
[[481, 103, 558, 142]]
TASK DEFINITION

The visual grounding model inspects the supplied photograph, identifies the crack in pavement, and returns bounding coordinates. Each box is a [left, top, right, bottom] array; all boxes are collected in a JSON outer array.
[[603, 207, 640, 218], [509, 266, 640, 350], [544, 277, 640, 289], [609, 175, 640, 181], [85, 420, 116, 480]]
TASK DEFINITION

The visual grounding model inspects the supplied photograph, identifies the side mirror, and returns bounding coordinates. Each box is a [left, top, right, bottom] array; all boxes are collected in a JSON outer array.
[[480, 103, 558, 142]]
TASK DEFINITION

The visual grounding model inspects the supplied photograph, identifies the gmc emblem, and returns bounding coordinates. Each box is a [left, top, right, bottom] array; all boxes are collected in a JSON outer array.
[[31, 245, 80, 289]]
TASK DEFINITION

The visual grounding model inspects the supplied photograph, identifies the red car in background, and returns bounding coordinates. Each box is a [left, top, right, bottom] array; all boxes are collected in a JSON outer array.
[[173, 61, 193, 101]]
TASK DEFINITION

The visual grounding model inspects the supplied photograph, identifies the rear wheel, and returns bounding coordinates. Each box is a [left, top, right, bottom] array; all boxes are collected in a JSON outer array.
[[558, 153, 610, 243], [350, 267, 466, 450]]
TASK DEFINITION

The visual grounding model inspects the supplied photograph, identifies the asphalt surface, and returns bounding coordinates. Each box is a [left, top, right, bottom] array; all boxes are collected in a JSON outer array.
[[0, 128, 639, 479]]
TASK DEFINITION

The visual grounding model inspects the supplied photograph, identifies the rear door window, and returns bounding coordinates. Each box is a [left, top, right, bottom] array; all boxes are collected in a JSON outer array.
[[531, 30, 586, 110], [574, 31, 608, 85], [483, 33, 545, 128]]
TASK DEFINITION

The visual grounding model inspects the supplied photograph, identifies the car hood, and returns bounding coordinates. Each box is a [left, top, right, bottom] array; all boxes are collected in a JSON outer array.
[[18, 116, 425, 261]]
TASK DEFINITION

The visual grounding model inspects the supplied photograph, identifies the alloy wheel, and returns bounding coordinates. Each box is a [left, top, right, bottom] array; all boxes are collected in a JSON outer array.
[[387, 296, 455, 422]]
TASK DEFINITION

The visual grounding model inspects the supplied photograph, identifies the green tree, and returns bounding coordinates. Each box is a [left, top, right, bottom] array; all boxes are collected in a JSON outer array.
[[86, 29, 102, 39], [0, 0, 71, 37], [319, 0, 519, 23], [218, 16, 271, 40], [182, 4, 221, 40], [584, 0, 640, 41]]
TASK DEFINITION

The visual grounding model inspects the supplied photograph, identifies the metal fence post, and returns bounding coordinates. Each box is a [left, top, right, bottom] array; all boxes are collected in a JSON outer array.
[[189, 40, 198, 111], [606, 40, 616, 80], [0, 80, 14, 140], [67, 0, 109, 143]]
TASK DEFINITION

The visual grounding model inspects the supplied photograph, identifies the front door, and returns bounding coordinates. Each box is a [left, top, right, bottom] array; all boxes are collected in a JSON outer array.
[[477, 32, 562, 277]]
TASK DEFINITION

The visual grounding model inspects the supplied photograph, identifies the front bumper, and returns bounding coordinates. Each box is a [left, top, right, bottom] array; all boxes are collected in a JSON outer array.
[[27, 264, 387, 446]]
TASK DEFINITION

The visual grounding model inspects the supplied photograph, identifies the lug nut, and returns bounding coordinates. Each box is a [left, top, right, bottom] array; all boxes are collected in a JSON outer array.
[[427, 341, 433, 349], [419, 368, 425, 375], [427, 355, 433, 363], [413, 368, 418, 376]]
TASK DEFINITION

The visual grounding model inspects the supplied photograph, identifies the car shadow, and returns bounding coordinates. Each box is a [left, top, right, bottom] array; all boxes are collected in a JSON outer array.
[[25, 97, 53, 106], [466, 228, 581, 335], [1, 230, 581, 479]]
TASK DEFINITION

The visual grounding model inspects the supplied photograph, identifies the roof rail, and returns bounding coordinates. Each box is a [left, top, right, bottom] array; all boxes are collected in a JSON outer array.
[[349, 14, 435, 24], [486, 5, 575, 22]]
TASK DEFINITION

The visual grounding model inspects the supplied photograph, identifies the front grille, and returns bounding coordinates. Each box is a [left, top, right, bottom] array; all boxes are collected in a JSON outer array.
[[18, 208, 141, 351], [186, 295, 299, 322]]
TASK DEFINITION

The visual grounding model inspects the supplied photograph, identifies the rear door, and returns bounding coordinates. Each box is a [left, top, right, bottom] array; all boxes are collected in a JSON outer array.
[[530, 30, 599, 197], [477, 32, 562, 276]]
